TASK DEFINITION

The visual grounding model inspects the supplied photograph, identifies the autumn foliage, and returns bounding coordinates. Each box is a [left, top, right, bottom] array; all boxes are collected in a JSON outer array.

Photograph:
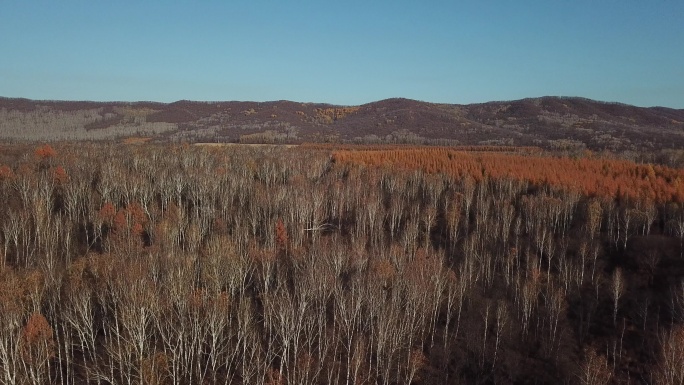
[[21, 313, 54, 359], [98, 201, 117, 223], [1, 143, 684, 384], [53, 165, 68, 184], [0, 165, 13, 180], [33, 144, 56, 160], [275, 218, 288, 255], [333, 147, 684, 203]]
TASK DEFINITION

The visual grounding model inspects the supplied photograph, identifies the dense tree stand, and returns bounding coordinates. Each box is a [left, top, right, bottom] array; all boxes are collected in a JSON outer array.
[[0, 143, 683, 384]]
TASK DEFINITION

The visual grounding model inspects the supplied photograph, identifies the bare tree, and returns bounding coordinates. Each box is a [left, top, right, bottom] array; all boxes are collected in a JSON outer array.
[[0, 274, 24, 385], [492, 300, 509, 370], [612, 268, 624, 326], [655, 325, 684, 385], [578, 348, 612, 385], [667, 204, 684, 258]]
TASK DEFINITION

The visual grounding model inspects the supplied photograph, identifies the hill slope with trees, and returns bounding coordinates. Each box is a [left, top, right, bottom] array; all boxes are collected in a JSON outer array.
[[2, 96, 684, 156]]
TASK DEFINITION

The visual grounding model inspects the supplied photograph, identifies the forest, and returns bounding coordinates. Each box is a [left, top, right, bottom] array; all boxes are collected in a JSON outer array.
[[1, 143, 684, 385]]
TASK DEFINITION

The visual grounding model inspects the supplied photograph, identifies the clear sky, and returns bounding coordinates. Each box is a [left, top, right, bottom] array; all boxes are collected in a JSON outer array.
[[1, 0, 683, 108]]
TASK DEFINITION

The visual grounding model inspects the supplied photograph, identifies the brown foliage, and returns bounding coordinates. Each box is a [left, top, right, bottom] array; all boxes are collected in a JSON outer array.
[[22, 313, 52, 347], [33, 144, 56, 160], [0, 165, 14, 180], [314, 106, 360, 122], [275, 218, 288, 255], [53, 165, 68, 185], [333, 147, 684, 203], [21, 312, 55, 362], [98, 202, 116, 223]]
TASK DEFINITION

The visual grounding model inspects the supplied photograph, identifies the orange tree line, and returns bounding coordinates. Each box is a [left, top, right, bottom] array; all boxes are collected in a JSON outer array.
[[331, 147, 684, 204]]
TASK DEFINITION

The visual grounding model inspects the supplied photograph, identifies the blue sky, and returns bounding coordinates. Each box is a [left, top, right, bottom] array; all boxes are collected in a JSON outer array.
[[1, 1, 683, 107]]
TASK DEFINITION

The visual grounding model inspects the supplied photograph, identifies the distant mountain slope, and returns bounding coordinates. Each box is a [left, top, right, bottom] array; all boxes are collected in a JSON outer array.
[[1, 96, 683, 152]]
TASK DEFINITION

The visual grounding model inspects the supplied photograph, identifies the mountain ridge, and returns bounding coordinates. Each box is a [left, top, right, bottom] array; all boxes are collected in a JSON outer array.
[[1, 96, 683, 153]]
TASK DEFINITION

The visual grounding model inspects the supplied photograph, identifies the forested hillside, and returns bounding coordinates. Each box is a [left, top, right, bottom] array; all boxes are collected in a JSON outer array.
[[2, 96, 684, 159], [1, 144, 684, 384]]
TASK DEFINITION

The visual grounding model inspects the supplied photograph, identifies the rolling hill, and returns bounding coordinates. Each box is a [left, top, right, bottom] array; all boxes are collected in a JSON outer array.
[[1, 96, 683, 153]]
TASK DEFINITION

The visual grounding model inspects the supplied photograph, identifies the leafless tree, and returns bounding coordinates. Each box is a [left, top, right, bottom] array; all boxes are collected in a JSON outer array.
[[578, 348, 612, 385], [655, 325, 684, 385], [492, 300, 509, 370], [612, 268, 624, 326]]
